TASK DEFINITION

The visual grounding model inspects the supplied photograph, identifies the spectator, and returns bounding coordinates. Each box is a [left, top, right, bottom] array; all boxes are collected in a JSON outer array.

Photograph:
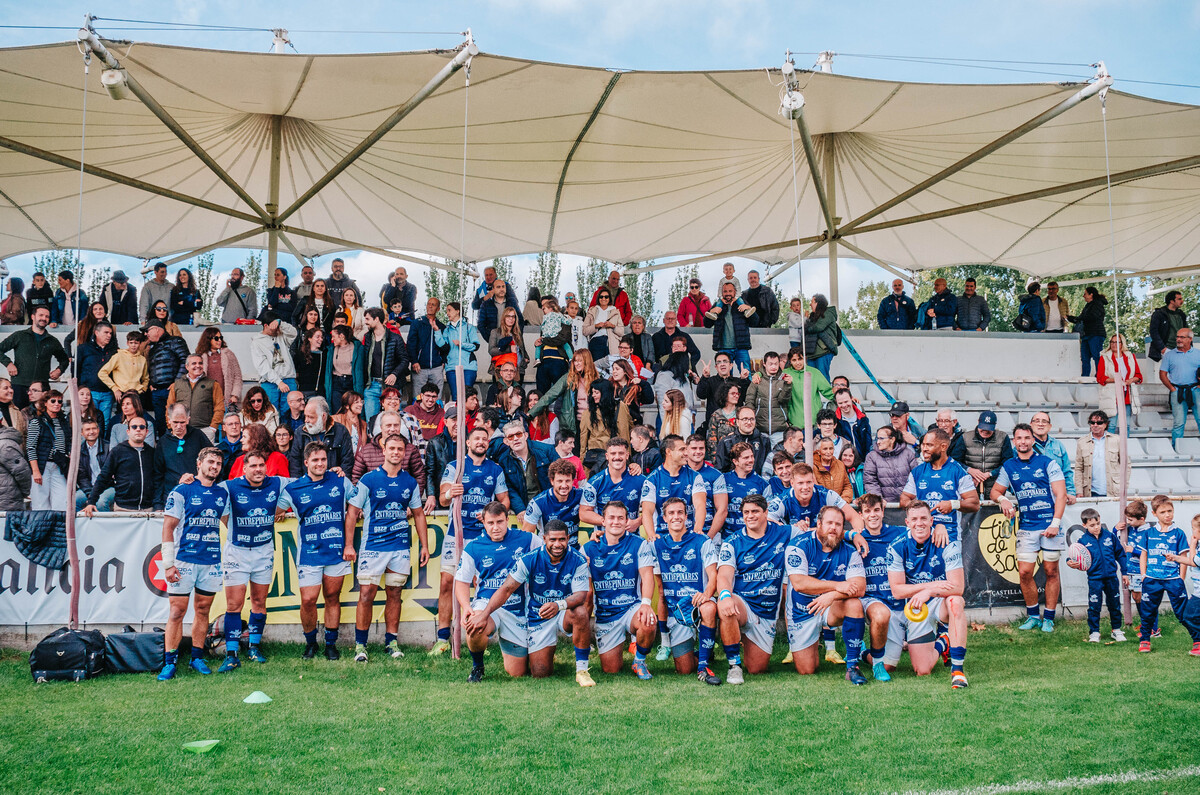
[[20, 381, 46, 423], [196, 327, 243, 412], [741, 269, 779, 328], [250, 312, 299, 416], [714, 406, 768, 472], [497, 419, 556, 517], [762, 426, 805, 479], [84, 411, 156, 514], [408, 297, 446, 398], [877, 279, 917, 330], [488, 306, 528, 382], [624, 315, 656, 367], [1016, 281, 1046, 332], [64, 301, 109, 357], [1043, 281, 1069, 334], [332, 286, 365, 340], [50, 270, 87, 329], [485, 361, 522, 407], [0, 277, 25, 325], [470, 264, 498, 311], [659, 388, 694, 439], [1149, 290, 1188, 362], [863, 426, 919, 502], [295, 278, 334, 332], [703, 381, 740, 460], [167, 354, 224, 440], [628, 425, 662, 476], [26, 389, 70, 510], [139, 261, 173, 323], [554, 430, 585, 484], [229, 422, 290, 478], [109, 390, 157, 447], [333, 391, 369, 454], [144, 320, 190, 438], [921, 278, 956, 330], [0, 378, 27, 437], [148, 300, 182, 338], [530, 348, 597, 443], [351, 410, 425, 492], [590, 270, 633, 325], [362, 307, 408, 418], [75, 418, 110, 511], [323, 324, 363, 414], [273, 425, 294, 460], [77, 321, 116, 424], [677, 277, 711, 328], [745, 351, 792, 444], [931, 408, 966, 461], [833, 387, 872, 460], [527, 390, 558, 443], [265, 267, 297, 324], [216, 412, 243, 479], [406, 383, 446, 443], [564, 299, 586, 354], [717, 261, 741, 295], [424, 403, 457, 511], [294, 263, 316, 306], [1029, 411, 1077, 501], [955, 410, 1013, 496], [804, 294, 840, 381], [324, 257, 362, 311], [783, 349, 833, 430], [1069, 286, 1109, 377], [75, 387, 105, 433], [1096, 332, 1142, 433], [522, 286, 543, 328], [955, 278, 991, 331], [476, 278, 522, 342], [534, 296, 572, 394], [436, 301, 481, 402], [282, 389, 306, 434], [1160, 327, 1200, 449], [652, 336, 698, 413], [293, 327, 327, 397], [380, 267, 417, 325], [24, 272, 53, 319], [239, 385, 280, 434], [596, 338, 643, 381], [695, 352, 747, 426], [584, 287, 626, 360], [0, 305, 68, 408], [168, 267, 202, 326], [651, 311, 701, 367], [840, 446, 864, 499], [811, 408, 848, 459], [579, 379, 632, 462], [786, 298, 806, 347], [885, 400, 920, 448], [152, 403, 210, 509], [811, 437, 853, 501], [1074, 410, 1129, 498], [704, 281, 755, 373], [216, 267, 258, 323], [288, 395, 354, 477]]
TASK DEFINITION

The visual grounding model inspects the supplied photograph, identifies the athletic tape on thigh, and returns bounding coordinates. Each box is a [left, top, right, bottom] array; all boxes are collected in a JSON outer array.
[[384, 572, 409, 587]]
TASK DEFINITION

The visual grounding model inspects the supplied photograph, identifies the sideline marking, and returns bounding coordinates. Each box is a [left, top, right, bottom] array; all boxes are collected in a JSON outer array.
[[907, 765, 1200, 795]]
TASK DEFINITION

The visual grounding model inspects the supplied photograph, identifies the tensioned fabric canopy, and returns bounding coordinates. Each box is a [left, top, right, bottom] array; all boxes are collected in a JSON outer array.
[[0, 40, 1198, 277]]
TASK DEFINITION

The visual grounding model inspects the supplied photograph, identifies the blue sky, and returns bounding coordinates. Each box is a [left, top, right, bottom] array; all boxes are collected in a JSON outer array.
[[2, 0, 1197, 312]]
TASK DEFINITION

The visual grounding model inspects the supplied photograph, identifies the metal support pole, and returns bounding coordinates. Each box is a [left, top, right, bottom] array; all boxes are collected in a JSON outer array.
[[767, 240, 826, 282], [632, 234, 826, 276], [160, 228, 265, 266], [64, 378, 82, 628], [276, 231, 312, 268], [837, 239, 917, 285], [794, 113, 835, 236], [279, 225, 478, 277], [824, 136, 839, 306], [267, 115, 283, 274]]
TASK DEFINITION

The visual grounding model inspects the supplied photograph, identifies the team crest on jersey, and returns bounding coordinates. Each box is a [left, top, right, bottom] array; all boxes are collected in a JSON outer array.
[[605, 570, 623, 580], [189, 496, 203, 506], [786, 551, 801, 567], [835, 563, 846, 576], [481, 556, 494, 567], [742, 553, 756, 565], [236, 494, 248, 504], [299, 494, 311, 504], [774, 543, 785, 554], [267, 490, 277, 501], [620, 552, 634, 566], [534, 573, 546, 585], [376, 489, 388, 498], [684, 548, 696, 561], [1032, 468, 1044, 478], [484, 475, 494, 486], [329, 486, 341, 497], [670, 563, 687, 573], [917, 480, 928, 490]]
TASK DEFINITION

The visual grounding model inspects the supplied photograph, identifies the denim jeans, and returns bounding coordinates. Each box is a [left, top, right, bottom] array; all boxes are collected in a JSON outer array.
[[447, 368, 477, 402], [76, 487, 115, 512], [719, 349, 752, 375], [364, 380, 384, 419], [90, 390, 114, 435], [261, 378, 298, 418], [1170, 385, 1200, 445], [1080, 335, 1105, 377], [810, 353, 833, 381], [1107, 403, 1133, 434], [150, 386, 171, 439]]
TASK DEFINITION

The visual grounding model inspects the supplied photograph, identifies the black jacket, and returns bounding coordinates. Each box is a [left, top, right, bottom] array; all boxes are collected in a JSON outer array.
[[146, 335, 190, 389], [361, 327, 410, 385], [88, 441, 156, 510], [741, 285, 780, 328], [78, 438, 110, 495], [77, 339, 117, 392], [288, 421, 355, 478], [1068, 295, 1108, 338], [425, 430, 456, 498], [152, 428, 210, 509], [714, 430, 768, 472], [651, 328, 702, 367], [696, 374, 749, 428]]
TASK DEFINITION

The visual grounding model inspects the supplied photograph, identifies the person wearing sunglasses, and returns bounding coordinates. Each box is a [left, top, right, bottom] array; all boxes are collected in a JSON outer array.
[[26, 389, 71, 510], [1072, 410, 1129, 499], [196, 327, 242, 412], [677, 278, 711, 328], [151, 403, 212, 511], [84, 411, 157, 514], [139, 260, 174, 325]]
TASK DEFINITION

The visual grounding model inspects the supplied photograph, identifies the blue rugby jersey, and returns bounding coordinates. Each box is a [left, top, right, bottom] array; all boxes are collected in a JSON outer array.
[[581, 468, 645, 519], [995, 454, 1064, 532], [713, 470, 768, 537], [903, 460, 975, 540], [862, 523, 908, 610], [350, 468, 422, 552], [887, 533, 963, 585], [525, 487, 583, 547], [1076, 528, 1128, 580], [689, 463, 723, 529], [1137, 524, 1188, 580], [785, 532, 865, 623], [509, 546, 590, 626], [221, 476, 288, 548], [653, 531, 718, 613], [717, 522, 791, 621], [583, 533, 656, 623], [164, 481, 228, 565], [281, 473, 355, 567], [456, 529, 542, 615], [442, 457, 508, 542], [640, 466, 705, 535], [767, 484, 845, 530]]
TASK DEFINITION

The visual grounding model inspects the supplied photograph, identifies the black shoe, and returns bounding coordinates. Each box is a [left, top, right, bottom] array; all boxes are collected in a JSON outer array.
[[324, 644, 340, 661], [302, 642, 319, 660], [467, 666, 485, 683], [697, 665, 722, 686]]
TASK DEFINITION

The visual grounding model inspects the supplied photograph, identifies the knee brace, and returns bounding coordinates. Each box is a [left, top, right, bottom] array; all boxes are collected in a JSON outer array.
[[1041, 550, 1060, 563], [384, 571, 409, 588]]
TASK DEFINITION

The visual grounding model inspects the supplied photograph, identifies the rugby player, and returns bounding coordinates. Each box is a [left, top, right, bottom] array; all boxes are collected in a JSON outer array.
[[857, 493, 908, 682], [478, 520, 595, 686], [989, 422, 1068, 633], [583, 501, 657, 679], [523, 459, 583, 547], [158, 447, 228, 680], [579, 437, 644, 531], [764, 451, 793, 501], [346, 433, 429, 662], [887, 501, 969, 688], [458, 501, 541, 682], [684, 433, 723, 539], [899, 428, 979, 542], [784, 505, 868, 685], [653, 498, 721, 684], [711, 442, 769, 541], [715, 495, 790, 683], [279, 441, 355, 660], [434, 427, 510, 654]]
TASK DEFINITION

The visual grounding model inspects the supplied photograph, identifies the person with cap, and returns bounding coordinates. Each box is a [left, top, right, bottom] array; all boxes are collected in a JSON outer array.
[[677, 277, 711, 328], [953, 410, 1014, 497], [50, 270, 87, 329], [100, 270, 138, 326], [139, 261, 174, 325], [888, 401, 920, 448], [144, 319, 191, 438], [216, 267, 259, 324]]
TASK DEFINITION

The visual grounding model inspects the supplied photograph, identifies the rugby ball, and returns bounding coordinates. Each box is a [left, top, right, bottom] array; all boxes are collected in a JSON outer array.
[[904, 600, 929, 623], [1066, 542, 1092, 572]]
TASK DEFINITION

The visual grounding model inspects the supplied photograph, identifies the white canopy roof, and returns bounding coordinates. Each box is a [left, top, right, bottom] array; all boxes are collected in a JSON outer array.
[[0, 40, 1198, 277]]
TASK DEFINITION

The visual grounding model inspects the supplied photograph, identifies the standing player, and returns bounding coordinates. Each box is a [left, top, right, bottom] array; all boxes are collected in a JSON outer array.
[[684, 434, 723, 539], [765, 452, 793, 501], [989, 423, 1068, 633], [217, 450, 290, 672], [434, 426, 510, 654], [583, 501, 658, 679], [900, 428, 979, 542], [887, 501, 969, 689], [857, 493, 908, 681], [345, 433, 430, 663], [579, 438, 644, 531], [280, 441, 356, 660], [640, 436, 707, 541], [712, 442, 769, 540], [158, 447, 228, 680], [458, 501, 542, 682], [653, 498, 721, 684], [476, 520, 595, 686], [523, 459, 583, 547], [715, 495, 791, 683], [784, 505, 868, 685]]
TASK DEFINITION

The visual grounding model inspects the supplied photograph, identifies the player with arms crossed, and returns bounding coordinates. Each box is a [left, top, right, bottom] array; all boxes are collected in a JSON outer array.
[[715, 495, 790, 684], [711, 442, 769, 541], [653, 498, 721, 684], [857, 493, 909, 682], [523, 459, 583, 547], [887, 501, 969, 688], [345, 433, 429, 662], [158, 447, 229, 680], [583, 501, 658, 679], [458, 501, 542, 682], [579, 438, 644, 532], [477, 520, 596, 687]]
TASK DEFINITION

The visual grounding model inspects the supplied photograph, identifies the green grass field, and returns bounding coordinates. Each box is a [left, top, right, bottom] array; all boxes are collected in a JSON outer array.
[[3, 619, 1200, 794]]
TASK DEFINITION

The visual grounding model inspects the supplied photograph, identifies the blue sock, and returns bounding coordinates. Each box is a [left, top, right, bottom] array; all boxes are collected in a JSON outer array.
[[657, 620, 668, 641], [437, 626, 451, 642], [724, 643, 742, 666], [574, 646, 590, 672], [1043, 608, 1055, 622], [1026, 604, 1040, 619], [224, 612, 241, 655], [248, 612, 266, 646], [470, 649, 485, 668], [698, 625, 716, 669], [950, 645, 965, 673], [164, 648, 178, 665], [324, 627, 338, 646], [843, 617, 864, 669], [934, 634, 948, 656], [634, 644, 651, 663], [868, 646, 885, 663], [304, 629, 318, 645], [821, 627, 835, 643], [355, 628, 369, 645], [190, 647, 205, 661], [937, 621, 948, 636], [384, 632, 397, 646]]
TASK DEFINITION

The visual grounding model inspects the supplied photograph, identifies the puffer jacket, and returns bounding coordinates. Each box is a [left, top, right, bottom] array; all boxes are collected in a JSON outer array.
[[862, 442, 919, 502], [0, 426, 32, 510], [744, 372, 792, 436], [146, 335, 190, 388], [956, 429, 1014, 494]]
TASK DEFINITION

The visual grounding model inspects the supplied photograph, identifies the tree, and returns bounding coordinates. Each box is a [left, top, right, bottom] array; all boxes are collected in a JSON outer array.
[[768, 278, 788, 329], [425, 260, 469, 316], [842, 280, 891, 330], [241, 251, 268, 311], [529, 251, 561, 303], [622, 262, 658, 324], [667, 264, 698, 320], [575, 257, 609, 302], [193, 253, 221, 323], [490, 257, 513, 288]]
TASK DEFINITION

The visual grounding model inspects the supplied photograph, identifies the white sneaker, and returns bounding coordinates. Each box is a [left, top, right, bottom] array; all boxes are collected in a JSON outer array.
[[1111, 629, 1127, 642], [726, 664, 744, 685], [1087, 632, 1101, 643]]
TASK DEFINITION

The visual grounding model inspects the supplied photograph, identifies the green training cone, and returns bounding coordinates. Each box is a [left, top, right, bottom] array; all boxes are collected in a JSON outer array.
[[182, 740, 220, 754], [243, 691, 272, 704]]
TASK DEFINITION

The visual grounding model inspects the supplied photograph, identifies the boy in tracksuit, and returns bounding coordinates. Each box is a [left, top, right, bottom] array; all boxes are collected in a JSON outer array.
[[1067, 508, 1127, 643], [1136, 495, 1196, 654], [1118, 499, 1157, 637]]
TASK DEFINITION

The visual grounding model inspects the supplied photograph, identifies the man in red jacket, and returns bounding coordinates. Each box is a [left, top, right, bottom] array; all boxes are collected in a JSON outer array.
[[591, 270, 632, 325]]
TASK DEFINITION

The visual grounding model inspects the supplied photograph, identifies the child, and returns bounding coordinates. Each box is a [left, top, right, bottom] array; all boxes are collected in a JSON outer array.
[[97, 330, 149, 406], [554, 430, 585, 485], [1118, 499, 1158, 637], [628, 425, 661, 476], [717, 261, 741, 296], [788, 298, 806, 346], [1136, 495, 1194, 653], [1179, 515, 1200, 655], [564, 299, 586, 354], [1068, 507, 1127, 643]]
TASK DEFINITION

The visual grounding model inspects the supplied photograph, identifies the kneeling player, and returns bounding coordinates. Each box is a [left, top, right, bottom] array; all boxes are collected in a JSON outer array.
[[653, 498, 721, 685], [458, 501, 541, 681], [887, 501, 969, 688], [478, 520, 596, 686], [716, 495, 790, 684], [159, 447, 229, 680], [583, 501, 657, 679], [785, 506, 868, 685], [345, 434, 429, 662], [858, 493, 908, 681]]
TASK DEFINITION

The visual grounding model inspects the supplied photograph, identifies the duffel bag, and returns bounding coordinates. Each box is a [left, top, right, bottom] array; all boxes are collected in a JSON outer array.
[[105, 626, 190, 674], [30, 627, 106, 683]]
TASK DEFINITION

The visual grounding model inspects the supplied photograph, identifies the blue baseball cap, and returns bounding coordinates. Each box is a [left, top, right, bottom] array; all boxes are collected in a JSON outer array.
[[977, 410, 997, 431]]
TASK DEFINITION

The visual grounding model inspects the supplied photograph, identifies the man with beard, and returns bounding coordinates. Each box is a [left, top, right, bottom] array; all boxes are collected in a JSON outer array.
[[899, 428, 979, 543], [216, 267, 258, 323]]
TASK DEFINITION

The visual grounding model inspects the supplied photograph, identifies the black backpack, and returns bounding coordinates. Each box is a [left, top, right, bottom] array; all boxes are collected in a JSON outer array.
[[29, 627, 106, 683]]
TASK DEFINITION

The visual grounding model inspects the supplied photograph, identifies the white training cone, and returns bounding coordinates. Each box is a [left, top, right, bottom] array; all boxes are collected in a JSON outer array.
[[243, 691, 272, 704]]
